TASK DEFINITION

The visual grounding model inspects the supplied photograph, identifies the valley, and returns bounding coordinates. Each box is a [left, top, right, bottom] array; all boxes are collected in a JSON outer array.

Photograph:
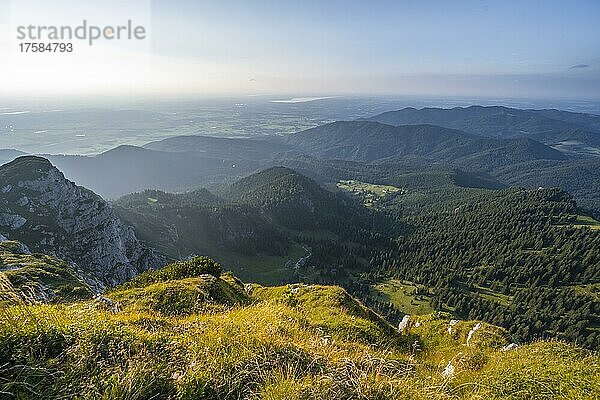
[[1, 104, 600, 398]]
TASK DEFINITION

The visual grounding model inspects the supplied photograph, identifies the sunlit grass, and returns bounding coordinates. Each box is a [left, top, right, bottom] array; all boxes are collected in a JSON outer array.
[[0, 257, 597, 399], [371, 279, 435, 315]]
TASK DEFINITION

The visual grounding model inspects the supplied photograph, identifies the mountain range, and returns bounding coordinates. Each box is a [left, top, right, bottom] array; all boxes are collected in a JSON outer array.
[[1, 133, 599, 398], [1, 105, 599, 349], [1, 105, 596, 218], [285, 120, 567, 168], [366, 105, 600, 155]]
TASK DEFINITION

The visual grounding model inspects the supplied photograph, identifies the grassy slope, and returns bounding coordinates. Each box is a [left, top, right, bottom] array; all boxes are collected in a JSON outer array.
[[336, 179, 403, 208], [0, 257, 597, 400], [573, 215, 600, 230], [370, 279, 434, 315], [0, 241, 93, 304]]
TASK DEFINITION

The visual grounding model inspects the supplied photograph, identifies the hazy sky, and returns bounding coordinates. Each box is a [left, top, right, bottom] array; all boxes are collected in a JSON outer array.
[[1, 0, 599, 99]]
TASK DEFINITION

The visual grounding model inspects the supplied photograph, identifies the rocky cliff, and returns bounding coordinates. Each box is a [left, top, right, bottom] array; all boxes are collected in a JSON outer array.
[[0, 156, 163, 289]]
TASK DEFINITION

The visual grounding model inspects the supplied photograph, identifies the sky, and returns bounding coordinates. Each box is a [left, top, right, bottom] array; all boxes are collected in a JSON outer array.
[[0, 0, 599, 99]]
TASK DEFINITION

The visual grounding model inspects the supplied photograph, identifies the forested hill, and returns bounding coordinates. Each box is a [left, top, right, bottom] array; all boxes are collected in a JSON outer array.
[[367, 105, 600, 138], [366, 186, 600, 349], [492, 158, 600, 215], [117, 188, 222, 208], [366, 105, 600, 155], [285, 120, 567, 169], [113, 188, 292, 270], [221, 166, 360, 231], [113, 167, 377, 285]]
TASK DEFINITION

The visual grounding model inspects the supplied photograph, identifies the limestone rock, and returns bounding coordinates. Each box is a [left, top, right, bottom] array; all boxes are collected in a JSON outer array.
[[0, 156, 165, 290]]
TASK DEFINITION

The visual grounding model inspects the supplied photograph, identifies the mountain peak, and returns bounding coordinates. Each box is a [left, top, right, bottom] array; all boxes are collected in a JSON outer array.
[[226, 166, 316, 199], [0, 155, 58, 182], [224, 167, 354, 231], [2, 155, 53, 168], [0, 158, 163, 289]]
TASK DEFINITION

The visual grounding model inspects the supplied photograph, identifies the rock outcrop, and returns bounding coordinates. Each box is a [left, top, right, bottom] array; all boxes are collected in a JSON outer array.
[[0, 156, 163, 289]]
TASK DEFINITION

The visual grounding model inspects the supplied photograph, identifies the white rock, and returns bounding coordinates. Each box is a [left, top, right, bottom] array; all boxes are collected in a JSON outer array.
[[398, 315, 411, 333], [501, 343, 518, 352], [442, 361, 455, 378], [94, 294, 119, 312], [244, 283, 253, 294], [466, 322, 482, 346], [447, 319, 460, 334]]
